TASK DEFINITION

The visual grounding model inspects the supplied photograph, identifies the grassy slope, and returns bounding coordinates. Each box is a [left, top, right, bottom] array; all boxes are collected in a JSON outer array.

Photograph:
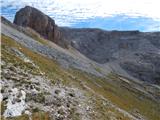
[[1, 34, 132, 120], [1, 34, 160, 120], [70, 70, 160, 120]]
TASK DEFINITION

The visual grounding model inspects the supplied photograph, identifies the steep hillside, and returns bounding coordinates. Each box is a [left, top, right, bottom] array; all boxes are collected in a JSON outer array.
[[1, 16, 160, 120], [1, 6, 160, 120], [0, 18, 139, 120], [13, 6, 160, 85], [59, 27, 160, 85]]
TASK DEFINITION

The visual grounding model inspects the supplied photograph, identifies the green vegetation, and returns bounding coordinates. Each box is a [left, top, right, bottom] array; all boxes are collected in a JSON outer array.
[[1, 112, 49, 120], [69, 70, 160, 120], [1, 36, 40, 76], [90, 63, 102, 73], [24, 27, 50, 46], [1, 101, 7, 115], [26, 92, 45, 103], [1, 34, 160, 120], [32, 112, 50, 120], [4, 114, 29, 120]]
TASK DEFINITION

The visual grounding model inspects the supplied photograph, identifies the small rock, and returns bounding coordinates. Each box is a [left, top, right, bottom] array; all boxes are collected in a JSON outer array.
[[3, 96, 8, 101], [30, 84, 34, 89], [68, 92, 75, 97], [1, 88, 5, 93], [24, 110, 31, 115], [58, 109, 65, 115], [55, 89, 61, 95], [12, 100, 16, 104], [15, 98, 21, 102], [86, 106, 90, 111], [5, 74, 11, 79], [8, 89, 12, 92], [66, 103, 70, 108], [9, 66, 16, 72]]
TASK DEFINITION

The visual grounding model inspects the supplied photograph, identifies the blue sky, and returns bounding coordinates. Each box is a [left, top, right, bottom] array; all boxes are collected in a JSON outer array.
[[1, 0, 160, 31]]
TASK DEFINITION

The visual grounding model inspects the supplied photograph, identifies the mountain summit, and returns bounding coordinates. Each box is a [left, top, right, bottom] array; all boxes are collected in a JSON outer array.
[[14, 6, 64, 47]]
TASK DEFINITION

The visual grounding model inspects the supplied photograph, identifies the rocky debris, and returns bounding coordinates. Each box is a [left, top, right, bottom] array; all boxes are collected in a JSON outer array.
[[5, 6, 160, 85], [14, 6, 67, 48], [59, 27, 160, 84], [3, 88, 27, 117], [10, 48, 33, 63], [120, 52, 160, 84], [1, 55, 94, 120], [2, 18, 104, 77]]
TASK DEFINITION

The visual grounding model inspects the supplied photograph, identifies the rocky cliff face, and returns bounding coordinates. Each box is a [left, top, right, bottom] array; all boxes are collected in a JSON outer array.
[[13, 6, 160, 85], [59, 27, 160, 84], [14, 6, 67, 48]]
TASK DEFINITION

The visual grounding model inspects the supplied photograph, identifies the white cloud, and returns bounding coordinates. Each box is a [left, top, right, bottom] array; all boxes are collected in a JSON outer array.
[[1, 0, 160, 26], [145, 24, 160, 31]]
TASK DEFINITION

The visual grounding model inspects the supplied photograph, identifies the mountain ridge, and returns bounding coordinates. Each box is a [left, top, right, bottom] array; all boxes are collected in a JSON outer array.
[[1, 6, 160, 120]]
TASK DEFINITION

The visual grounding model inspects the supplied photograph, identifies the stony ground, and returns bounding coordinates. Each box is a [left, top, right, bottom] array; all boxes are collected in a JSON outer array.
[[1, 17, 160, 120], [1, 47, 95, 120], [1, 35, 139, 120]]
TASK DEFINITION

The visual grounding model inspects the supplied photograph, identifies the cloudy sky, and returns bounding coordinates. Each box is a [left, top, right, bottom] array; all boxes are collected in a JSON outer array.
[[1, 0, 160, 31]]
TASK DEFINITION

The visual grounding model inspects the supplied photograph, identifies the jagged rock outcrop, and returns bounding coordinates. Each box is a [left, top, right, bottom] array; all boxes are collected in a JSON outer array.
[[14, 6, 67, 47]]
